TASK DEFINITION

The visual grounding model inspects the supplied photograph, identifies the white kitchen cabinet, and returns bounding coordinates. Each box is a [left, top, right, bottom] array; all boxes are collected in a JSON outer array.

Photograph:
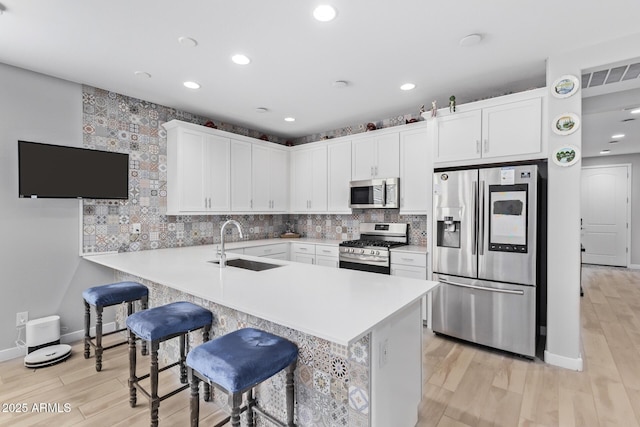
[[230, 139, 253, 211], [481, 97, 542, 158], [315, 245, 339, 268], [390, 251, 427, 279], [291, 145, 328, 212], [432, 89, 545, 165], [327, 140, 352, 213], [291, 242, 316, 264], [244, 243, 289, 259], [399, 125, 430, 214], [434, 110, 482, 163], [351, 133, 399, 180], [165, 122, 230, 214], [232, 140, 289, 213]]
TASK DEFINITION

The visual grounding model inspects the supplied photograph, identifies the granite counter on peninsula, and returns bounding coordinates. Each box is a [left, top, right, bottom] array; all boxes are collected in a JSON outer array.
[[84, 245, 438, 426]]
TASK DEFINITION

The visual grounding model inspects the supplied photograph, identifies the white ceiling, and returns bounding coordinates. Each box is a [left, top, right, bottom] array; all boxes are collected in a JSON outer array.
[[0, 1, 639, 141]]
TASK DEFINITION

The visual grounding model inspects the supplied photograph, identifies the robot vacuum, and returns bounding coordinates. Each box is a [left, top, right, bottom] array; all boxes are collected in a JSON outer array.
[[23, 315, 72, 368]]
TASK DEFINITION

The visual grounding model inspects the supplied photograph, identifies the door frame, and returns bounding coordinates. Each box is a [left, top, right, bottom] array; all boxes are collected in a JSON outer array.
[[581, 163, 632, 268]]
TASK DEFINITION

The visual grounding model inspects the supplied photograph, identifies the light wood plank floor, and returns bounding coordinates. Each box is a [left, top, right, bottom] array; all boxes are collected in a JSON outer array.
[[0, 265, 639, 426]]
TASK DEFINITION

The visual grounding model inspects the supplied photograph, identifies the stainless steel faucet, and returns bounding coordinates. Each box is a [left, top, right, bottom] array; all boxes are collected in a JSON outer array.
[[219, 220, 243, 267]]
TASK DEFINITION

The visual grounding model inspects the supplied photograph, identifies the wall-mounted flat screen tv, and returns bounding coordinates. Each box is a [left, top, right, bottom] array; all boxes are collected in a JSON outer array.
[[18, 141, 129, 199]]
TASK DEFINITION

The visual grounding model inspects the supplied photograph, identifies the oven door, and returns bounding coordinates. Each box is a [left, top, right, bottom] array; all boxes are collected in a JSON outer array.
[[339, 250, 390, 274], [349, 179, 386, 208]]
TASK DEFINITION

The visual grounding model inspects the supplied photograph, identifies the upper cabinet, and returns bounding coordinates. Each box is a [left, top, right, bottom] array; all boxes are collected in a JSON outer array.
[[165, 121, 230, 215], [400, 124, 430, 215], [231, 139, 289, 213], [430, 88, 546, 166], [327, 140, 352, 213], [291, 145, 328, 213], [351, 133, 400, 180], [164, 120, 288, 215]]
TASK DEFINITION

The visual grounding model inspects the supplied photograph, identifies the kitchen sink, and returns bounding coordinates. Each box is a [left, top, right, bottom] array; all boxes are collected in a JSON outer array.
[[208, 258, 283, 271]]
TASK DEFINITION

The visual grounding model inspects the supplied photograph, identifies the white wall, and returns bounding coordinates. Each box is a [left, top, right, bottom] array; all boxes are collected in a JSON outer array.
[[0, 63, 114, 357], [545, 32, 640, 370], [583, 154, 639, 266]]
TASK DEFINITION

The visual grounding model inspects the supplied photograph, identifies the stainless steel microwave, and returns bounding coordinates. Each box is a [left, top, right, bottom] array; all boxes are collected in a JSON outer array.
[[349, 178, 400, 209]]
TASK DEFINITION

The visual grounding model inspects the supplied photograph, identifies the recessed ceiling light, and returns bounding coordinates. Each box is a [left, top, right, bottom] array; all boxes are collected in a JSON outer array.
[[313, 5, 337, 22], [284, 117, 296, 122], [459, 33, 483, 47], [255, 107, 268, 113], [400, 83, 416, 91], [611, 133, 625, 139], [134, 71, 151, 78], [231, 54, 251, 65], [631, 108, 640, 115], [600, 150, 611, 154], [183, 81, 201, 89], [333, 80, 348, 88], [178, 36, 198, 47]]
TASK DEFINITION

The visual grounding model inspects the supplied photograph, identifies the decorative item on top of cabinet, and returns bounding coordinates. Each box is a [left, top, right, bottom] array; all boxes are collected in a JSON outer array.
[[449, 95, 456, 113], [430, 100, 437, 118], [366, 122, 377, 131]]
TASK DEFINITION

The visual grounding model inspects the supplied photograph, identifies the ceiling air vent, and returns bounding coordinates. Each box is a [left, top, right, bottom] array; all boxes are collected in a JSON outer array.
[[605, 66, 627, 84], [622, 63, 640, 80], [582, 61, 640, 88]]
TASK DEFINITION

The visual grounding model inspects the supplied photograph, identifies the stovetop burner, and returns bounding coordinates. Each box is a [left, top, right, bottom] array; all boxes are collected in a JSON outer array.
[[340, 239, 406, 249]]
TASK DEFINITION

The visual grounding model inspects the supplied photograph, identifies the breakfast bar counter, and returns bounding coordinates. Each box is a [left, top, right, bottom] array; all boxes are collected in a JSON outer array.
[[84, 245, 438, 426]]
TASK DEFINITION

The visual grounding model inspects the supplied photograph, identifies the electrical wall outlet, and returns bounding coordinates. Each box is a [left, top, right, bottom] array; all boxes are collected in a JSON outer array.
[[131, 223, 141, 234], [16, 311, 28, 327]]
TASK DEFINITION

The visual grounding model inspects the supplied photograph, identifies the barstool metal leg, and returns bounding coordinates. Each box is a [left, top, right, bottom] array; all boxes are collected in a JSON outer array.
[[141, 295, 149, 356], [202, 325, 211, 401], [229, 392, 242, 427], [150, 340, 160, 427], [180, 334, 187, 384], [246, 388, 256, 427], [128, 329, 137, 407], [285, 361, 296, 427], [83, 301, 90, 359], [95, 305, 103, 372], [189, 368, 200, 427]]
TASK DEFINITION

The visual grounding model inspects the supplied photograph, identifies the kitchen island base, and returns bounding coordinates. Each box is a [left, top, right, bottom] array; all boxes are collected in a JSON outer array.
[[111, 271, 423, 426]]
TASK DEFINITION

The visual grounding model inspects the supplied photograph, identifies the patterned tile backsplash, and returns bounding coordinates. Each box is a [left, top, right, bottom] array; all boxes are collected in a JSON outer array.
[[81, 86, 427, 253]]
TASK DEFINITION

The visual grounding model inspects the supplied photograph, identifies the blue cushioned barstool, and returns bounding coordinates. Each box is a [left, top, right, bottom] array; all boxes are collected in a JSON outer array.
[[127, 301, 213, 427], [187, 328, 298, 427], [83, 281, 149, 372]]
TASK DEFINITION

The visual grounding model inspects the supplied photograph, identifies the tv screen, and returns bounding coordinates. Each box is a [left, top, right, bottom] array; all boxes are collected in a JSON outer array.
[[18, 141, 129, 199]]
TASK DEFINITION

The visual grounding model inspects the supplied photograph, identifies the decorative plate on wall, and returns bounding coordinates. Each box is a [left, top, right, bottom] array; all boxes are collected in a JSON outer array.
[[552, 75, 580, 98], [552, 145, 580, 167], [552, 113, 580, 135]]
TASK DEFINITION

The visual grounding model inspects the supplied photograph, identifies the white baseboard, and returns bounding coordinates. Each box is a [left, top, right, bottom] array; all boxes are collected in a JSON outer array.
[[629, 264, 640, 270], [0, 322, 116, 363], [544, 349, 583, 371]]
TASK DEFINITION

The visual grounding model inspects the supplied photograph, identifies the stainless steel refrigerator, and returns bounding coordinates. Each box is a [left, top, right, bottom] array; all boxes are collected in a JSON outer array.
[[432, 164, 539, 358]]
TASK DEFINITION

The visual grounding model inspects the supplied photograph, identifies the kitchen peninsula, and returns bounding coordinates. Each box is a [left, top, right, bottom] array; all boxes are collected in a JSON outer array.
[[84, 245, 437, 427]]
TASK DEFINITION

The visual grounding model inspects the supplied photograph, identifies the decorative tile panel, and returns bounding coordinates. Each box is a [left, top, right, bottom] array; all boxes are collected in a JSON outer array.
[[113, 271, 372, 426]]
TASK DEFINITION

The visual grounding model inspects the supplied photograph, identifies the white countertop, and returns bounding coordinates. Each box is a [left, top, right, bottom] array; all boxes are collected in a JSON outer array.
[[83, 245, 437, 346]]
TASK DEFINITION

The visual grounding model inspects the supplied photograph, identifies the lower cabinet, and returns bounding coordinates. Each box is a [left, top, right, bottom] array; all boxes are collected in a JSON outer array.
[[290, 243, 316, 265], [290, 242, 339, 267], [390, 250, 430, 326], [315, 245, 339, 268], [244, 243, 289, 260]]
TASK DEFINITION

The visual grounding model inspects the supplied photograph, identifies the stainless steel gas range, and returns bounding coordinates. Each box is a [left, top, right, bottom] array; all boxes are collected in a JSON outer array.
[[339, 223, 409, 274]]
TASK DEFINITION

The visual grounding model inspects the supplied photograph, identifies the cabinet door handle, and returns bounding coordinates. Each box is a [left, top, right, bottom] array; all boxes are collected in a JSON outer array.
[[208, 198, 211, 208], [484, 139, 489, 153], [401, 258, 414, 262], [476, 140, 480, 153], [300, 247, 308, 251], [375, 166, 378, 176], [205, 197, 207, 208], [321, 249, 331, 254], [250, 199, 253, 209]]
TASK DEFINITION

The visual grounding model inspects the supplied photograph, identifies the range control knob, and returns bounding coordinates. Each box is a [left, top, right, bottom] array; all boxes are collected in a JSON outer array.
[[359, 249, 365, 254], [375, 250, 380, 255], [370, 250, 375, 255]]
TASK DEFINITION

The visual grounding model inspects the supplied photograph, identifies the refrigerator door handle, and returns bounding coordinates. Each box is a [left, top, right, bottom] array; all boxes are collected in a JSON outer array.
[[479, 180, 485, 255], [439, 278, 525, 295], [472, 181, 477, 255]]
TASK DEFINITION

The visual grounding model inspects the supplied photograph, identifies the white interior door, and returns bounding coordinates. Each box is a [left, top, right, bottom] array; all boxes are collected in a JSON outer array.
[[581, 165, 630, 267]]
